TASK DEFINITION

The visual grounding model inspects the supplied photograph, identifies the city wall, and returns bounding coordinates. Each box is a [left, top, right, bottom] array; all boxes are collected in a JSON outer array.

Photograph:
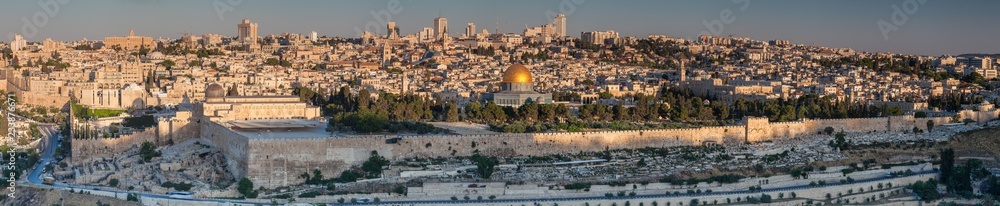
[[200, 121, 250, 179], [70, 127, 158, 163], [16, 90, 70, 109], [156, 111, 200, 144], [71, 112, 201, 164], [72, 108, 999, 188]]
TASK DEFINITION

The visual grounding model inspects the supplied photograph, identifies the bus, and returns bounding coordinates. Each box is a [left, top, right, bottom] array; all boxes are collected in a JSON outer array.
[[167, 191, 193, 199]]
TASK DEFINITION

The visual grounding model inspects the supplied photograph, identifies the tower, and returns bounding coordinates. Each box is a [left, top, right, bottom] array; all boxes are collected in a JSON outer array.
[[465, 22, 476, 38], [237, 18, 259, 43], [387, 22, 399, 40], [434, 17, 448, 40], [680, 64, 686, 82], [401, 69, 409, 94], [553, 13, 566, 37], [9, 34, 26, 52]]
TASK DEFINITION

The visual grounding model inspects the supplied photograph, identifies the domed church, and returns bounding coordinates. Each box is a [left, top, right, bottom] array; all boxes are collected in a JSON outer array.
[[483, 64, 552, 107]]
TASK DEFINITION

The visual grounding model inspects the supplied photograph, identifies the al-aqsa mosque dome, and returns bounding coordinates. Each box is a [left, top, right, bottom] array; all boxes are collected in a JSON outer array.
[[483, 64, 552, 107], [205, 83, 226, 100]]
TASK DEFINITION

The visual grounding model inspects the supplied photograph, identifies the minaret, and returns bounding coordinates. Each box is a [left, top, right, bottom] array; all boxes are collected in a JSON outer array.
[[401, 69, 409, 94], [679, 61, 687, 82], [129, 28, 135, 37]]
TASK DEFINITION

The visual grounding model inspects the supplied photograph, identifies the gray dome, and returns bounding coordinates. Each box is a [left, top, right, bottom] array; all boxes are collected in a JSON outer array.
[[205, 83, 226, 98]]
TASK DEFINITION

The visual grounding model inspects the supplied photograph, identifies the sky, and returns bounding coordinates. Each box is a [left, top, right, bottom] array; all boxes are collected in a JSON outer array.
[[2, 0, 997, 56]]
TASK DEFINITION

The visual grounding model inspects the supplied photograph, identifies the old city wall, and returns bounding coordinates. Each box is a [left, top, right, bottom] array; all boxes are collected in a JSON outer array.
[[71, 116, 203, 164], [388, 125, 747, 159], [200, 121, 250, 179], [902, 116, 955, 131], [810, 117, 892, 133], [237, 112, 968, 188], [330, 110, 997, 162], [156, 116, 200, 144], [17, 90, 70, 109], [960, 108, 1000, 123], [187, 109, 998, 188], [71, 127, 158, 164], [244, 137, 395, 189]]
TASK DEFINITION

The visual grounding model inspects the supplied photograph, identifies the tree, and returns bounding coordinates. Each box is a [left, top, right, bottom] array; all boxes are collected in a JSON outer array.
[[109, 179, 119, 187], [139, 142, 161, 162], [126, 193, 140, 202], [940, 149, 955, 183], [926, 120, 934, 132], [237, 178, 257, 198], [824, 127, 835, 135], [910, 179, 940, 202], [445, 103, 460, 122], [361, 151, 390, 178], [760, 194, 772, 203], [355, 111, 386, 133], [471, 152, 499, 178], [227, 86, 239, 96]]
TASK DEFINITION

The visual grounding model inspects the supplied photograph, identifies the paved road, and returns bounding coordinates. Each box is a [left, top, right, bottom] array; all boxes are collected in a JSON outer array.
[[26, 123, 58, 185]]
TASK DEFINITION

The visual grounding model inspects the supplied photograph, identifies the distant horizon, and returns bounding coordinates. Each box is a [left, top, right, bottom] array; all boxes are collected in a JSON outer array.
[[4, 0, 999, 56]]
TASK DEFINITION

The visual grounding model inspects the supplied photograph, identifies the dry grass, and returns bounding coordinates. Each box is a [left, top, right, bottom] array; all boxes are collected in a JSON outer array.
[[817, 148, 939, 168], [948, 126, 1000, 167]]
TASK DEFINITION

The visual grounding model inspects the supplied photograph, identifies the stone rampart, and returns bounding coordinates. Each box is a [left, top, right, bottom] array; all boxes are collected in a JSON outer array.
[[200, 121, 250, 179], [157, 116, 199, 144], [95, 109, 997, 188], [71, 127, 158, 163]]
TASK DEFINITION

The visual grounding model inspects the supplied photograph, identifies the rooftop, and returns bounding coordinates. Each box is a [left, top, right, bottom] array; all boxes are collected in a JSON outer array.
[[227, 119, 323, 129], [223, 119, 332, 139]]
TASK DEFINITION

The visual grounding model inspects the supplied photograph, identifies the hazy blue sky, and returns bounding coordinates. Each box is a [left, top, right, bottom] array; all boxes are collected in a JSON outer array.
[[3, 0, 997, 56]]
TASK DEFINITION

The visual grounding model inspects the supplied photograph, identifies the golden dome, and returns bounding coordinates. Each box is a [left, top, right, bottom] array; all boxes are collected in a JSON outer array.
[[501, 64, 533, 83]]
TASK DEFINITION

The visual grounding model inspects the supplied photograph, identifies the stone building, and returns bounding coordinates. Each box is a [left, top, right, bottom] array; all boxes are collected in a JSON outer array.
[[200, 83, 322, 122], [103, 29, 155, 50]]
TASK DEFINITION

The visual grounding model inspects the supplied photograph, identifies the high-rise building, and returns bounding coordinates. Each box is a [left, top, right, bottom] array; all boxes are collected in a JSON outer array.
[[42, 38, 62, 52], [465, 22, 476, 38], [434, 17, 448, 40], [553, 13, 566, 37], [419, 27, 435, 42], [202, 34, 223, 46], [310, 31, 318, 42], [970, 57, 994, 70], [10, 34, 27, 52], [237, 18, 259, 43], [524, 24, 552, 37], [387, 22, 399, 39]]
